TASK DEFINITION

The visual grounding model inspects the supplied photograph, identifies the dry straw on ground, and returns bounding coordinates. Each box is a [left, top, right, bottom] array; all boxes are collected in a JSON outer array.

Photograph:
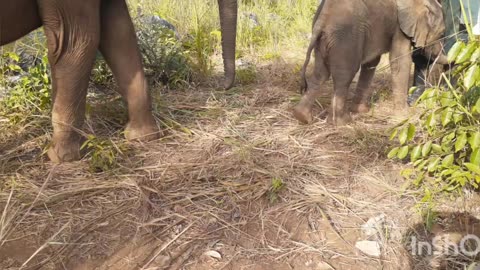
[[1, 53, 480, 270]]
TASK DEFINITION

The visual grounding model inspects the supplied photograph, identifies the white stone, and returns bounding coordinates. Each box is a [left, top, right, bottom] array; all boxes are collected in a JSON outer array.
[[203, 250, 222, 260], [361, 214, 386, 238], [355, 240, 381, 257]]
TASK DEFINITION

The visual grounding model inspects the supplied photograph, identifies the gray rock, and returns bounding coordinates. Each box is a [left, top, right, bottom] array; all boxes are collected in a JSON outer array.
[[242, 12, 260, 28], [16, 50, 44, 72], [141, 15, 177, 33], [136, 13, 179, 39]]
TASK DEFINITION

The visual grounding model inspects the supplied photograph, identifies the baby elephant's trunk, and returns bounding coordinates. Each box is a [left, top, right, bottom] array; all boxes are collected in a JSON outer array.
[[422, 41, 450, 65]]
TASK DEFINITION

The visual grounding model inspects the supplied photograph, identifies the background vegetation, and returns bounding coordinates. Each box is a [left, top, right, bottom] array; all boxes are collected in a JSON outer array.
[[3, 1, 480, 268], [388, 34, 480, 219], [0, 0, 317, 170]]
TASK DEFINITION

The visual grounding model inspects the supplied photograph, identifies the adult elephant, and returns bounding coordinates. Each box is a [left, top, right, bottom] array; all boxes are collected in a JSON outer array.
[[293, 0, 447, 126], [0, 0, 238, 163]]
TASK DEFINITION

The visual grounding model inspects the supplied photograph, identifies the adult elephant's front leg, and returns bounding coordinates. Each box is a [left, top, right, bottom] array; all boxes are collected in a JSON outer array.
[[39, 0, 101, 162], [99, 0, 159, 141], [390, 32, 412, 113]]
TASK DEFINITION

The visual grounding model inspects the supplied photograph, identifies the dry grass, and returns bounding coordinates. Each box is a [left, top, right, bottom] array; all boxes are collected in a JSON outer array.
[[1, 52, 480, 270]]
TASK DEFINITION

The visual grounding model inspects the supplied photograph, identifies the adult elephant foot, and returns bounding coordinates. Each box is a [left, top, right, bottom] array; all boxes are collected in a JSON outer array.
[[327, 111, 352, 126], [390, 105, 411, 123], [124, 116, 161, 142], [293, 104, 313, 124], [350, 102, 370, 114], [47, 133, 82, 163]]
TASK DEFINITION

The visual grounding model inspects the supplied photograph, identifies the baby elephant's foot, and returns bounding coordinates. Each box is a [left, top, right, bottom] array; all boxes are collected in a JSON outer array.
[[125, 117, 161, 142], [47, 137, 82, 163], [350, 102, 370, 114], [293, 104, 313, 124], [327, 112, 352, 126]]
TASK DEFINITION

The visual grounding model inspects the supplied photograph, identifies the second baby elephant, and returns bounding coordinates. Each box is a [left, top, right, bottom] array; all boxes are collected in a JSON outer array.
[[293, 0, 447, 125]]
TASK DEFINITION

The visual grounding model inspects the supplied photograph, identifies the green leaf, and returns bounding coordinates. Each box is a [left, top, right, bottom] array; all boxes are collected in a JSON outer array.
[[422, 141, 433, 157], [418, 88, 435, 103], [416, 159, 429, 170], [456, 42, 477, 63], [455, 132, 468, 152], [441, 107, 453, 126], [414, 158, 425, 167], [424, 88, 438, 108], [445, 183, 461, 191], [397, 145, 409, 159], [471, 148, 480, 165], [425, 112, 436, 128], [442, 132, 455, 147], [387, 147, 399, 159], [441, 168, 455, 177], [389, 128, 398, 141], [474, 98, 480, 114], [410, 145, 422, 162], [469, 131, 480, 150], [453, 112, 464, 124], [398, 127, 408, 145], [442, 154, 454, 167], [407, 124, 416, 141], [448, 41, 466, 63], [471, 47, 480, 62], [464, 64, 480, 90], [408, 86, 417, 95], [427, 157, 441, 172], [413, 172, 425, 186], [440, 91, 456, 107], [465, 163, 480, 174]]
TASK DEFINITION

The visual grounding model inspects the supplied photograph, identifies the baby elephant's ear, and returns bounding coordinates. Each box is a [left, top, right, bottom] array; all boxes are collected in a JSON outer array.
[[396, 0, 444, 47]]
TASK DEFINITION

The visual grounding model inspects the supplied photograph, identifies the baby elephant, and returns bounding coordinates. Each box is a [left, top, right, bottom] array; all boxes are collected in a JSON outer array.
[[293, 0, 447, 125]]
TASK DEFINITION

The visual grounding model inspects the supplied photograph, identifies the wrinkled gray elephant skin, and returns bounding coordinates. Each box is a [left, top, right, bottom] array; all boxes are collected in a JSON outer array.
[[0, 0, 238, 163], [293, 0, 446, 126]]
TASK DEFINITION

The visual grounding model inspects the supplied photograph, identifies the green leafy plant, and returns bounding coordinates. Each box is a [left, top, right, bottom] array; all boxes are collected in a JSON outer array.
[[388, 39, 480, 199], [135, 20, 193, 87], [80, 135, 130, 173], [182, 26, 220, 79], [91, 53, 114, 87], [236, 64, 257, 85], [0, 50, 51, 125], [268, 177, 285, 203]]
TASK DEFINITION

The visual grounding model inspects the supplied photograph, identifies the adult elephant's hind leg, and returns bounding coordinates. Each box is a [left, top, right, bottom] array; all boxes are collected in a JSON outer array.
[[39, 0, 101, 162], [350, 56, 381, 113], [99, 0, 159, 141]]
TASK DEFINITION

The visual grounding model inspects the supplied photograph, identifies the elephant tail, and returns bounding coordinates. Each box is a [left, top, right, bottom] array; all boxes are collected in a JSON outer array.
[[300, 0, 326, 93]]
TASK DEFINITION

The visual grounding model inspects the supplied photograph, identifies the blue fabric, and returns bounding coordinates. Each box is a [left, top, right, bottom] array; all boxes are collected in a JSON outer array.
[[443, 0, 480, 52]]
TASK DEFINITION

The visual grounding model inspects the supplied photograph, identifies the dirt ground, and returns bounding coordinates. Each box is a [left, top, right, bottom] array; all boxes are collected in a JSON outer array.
[[2, 54, 480, 270]]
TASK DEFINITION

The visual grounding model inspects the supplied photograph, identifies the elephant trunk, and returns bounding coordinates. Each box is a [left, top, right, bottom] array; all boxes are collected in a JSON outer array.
[[218, 0, 237, 89], [423, 41, 451, 65]]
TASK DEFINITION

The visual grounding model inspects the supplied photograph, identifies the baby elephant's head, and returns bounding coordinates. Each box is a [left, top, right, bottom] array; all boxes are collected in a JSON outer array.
[[396, 0, 445, 48]]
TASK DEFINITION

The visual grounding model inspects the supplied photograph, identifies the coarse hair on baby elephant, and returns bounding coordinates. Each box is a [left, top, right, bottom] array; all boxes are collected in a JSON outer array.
[[293, 0, 448, 126], [1, 0, 238, 163]]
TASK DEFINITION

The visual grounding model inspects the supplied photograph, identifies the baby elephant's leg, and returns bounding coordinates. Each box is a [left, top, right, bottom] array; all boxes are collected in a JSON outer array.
[[351, 56, 381, 113], [327, 46, 361, 126], [293, 49, 330, 124]]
